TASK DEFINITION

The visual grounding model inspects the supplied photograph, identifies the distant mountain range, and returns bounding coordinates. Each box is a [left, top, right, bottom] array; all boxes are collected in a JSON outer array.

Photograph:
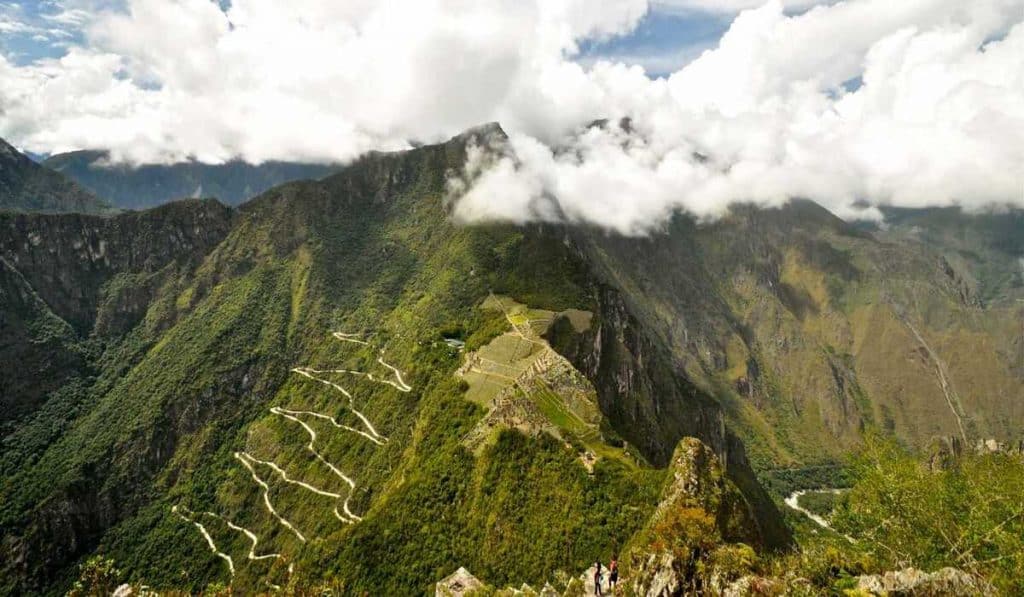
[[43, 150, 341, 210]]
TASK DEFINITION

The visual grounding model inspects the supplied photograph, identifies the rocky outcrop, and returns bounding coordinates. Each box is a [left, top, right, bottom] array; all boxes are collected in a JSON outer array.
[[547, 285, 792, 550], [436, 567, 485, 596], [629, 438, 764, 596], [929, 436, 1024, 470], [720, 575, 788, 596], [434, 568, 599, 597], [856, 567, 993, 596], [655, 439, 761, 543], [631, 552, 687, 597]]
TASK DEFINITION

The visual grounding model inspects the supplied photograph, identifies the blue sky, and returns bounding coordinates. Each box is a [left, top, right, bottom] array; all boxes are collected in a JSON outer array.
[[1, 0, 731, 74], [577, 7, 733, 77], [0, 1, 90, 64]]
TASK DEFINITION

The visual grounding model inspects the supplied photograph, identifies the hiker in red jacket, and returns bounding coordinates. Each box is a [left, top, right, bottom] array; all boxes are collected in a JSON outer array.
[[608, 556, 619, 592]]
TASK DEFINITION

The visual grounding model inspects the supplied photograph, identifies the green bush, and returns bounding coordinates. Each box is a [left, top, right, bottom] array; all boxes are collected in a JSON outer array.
[[68, 556, 121, 597]]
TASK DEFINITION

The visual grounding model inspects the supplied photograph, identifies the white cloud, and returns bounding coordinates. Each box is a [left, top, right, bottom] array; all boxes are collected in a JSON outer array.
[[0, 0, 650, 163], [454, 0, 1024, 233], [650, 0, 830, 15], [0, 0, 1022, 233]]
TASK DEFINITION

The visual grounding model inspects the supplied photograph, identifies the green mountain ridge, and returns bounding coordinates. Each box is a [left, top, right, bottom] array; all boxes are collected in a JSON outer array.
[[0, 139, 112, 215], [1, 124, 1022, 594]]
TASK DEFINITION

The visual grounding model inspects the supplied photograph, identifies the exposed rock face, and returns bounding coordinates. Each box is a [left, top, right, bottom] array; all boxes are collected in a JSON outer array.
[[0, 199, 235, 333], [927, 436, 966, 471], [7, 123, 1024, 596], [557, 199, 1024, 467], [659, 440, 724, 511], [0, 199, 236, 430], [0, 199, 241, 592], [631, 552, 685, 597], [436, 567, 485, 597], [856, 567, 993, 596], [548, 287, 791, 550], [720, 575, 787, 596], [0, 255, 89, 427], [930, 436, 1024, 470], [548, 284, 724, 467]]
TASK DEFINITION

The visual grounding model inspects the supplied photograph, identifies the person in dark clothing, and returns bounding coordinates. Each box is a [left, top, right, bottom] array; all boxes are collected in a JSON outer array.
[[594, 561, 603, 596], [608, 556, 619, 592]]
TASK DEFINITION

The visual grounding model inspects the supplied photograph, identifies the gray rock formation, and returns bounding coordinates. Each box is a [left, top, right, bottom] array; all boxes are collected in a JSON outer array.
[[856, 567, 993, 596], [436, 567, 484, 597]]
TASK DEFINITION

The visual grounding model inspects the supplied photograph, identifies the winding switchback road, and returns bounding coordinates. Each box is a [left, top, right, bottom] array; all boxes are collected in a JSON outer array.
[[232, 331, 412, 540], [270, 406, 364, 523], [234, 451, 308, 543], [172, 505, 236, 576]]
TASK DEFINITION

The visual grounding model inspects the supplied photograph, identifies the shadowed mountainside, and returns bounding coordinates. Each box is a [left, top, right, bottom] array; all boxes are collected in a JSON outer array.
[[0, 139, 112, 215]]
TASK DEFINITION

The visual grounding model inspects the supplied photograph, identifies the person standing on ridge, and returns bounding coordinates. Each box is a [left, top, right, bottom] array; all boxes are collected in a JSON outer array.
[[594, 561, 604, 596], [608, 556, 618, 593]]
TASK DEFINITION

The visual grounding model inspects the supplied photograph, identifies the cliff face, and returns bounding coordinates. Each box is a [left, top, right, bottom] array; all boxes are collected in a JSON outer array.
[[0, 199, 236, 333], [546, 283, 791, 549], [0, 200, 235, 432], [0, 257, 89, 429], [432, 436, 776, 597]]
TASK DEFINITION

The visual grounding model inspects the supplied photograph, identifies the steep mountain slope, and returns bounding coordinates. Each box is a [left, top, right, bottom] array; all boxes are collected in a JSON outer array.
[[872, 205, 1024, 305], [0, 200, 236, 434], [567, 200, 1024, 471], [44, 150, 340, 209], [0, 126, 787, 595], [0, 139, 112, 214]]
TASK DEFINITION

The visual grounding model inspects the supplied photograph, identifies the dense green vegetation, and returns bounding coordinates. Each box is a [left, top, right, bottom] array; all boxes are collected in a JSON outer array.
[[0, 130, 671, 595], [0, 137, 111, 214], [756, 439, 1024, 595], [796, 491, 842, 519], [832, 438, 1024, 594], [760, 464, 851, 497]]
